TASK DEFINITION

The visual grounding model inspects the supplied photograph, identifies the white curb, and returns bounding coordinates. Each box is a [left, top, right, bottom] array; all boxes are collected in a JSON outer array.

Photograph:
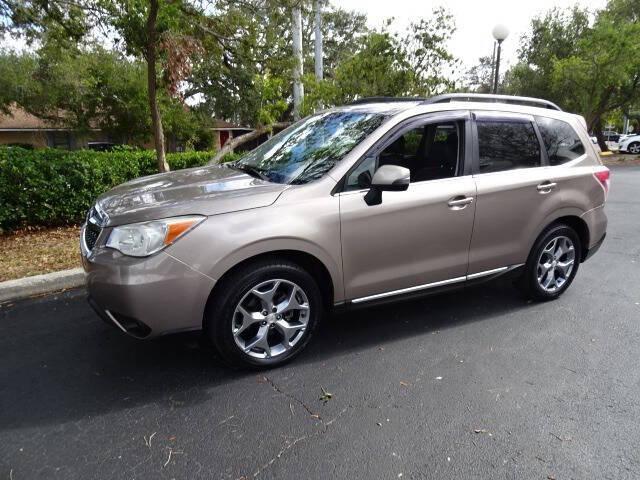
[[0, 268, 85, 303]]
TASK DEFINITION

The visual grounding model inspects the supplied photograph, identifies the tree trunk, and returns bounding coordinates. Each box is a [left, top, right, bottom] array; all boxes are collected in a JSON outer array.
[[314, 0, 323, 81], [587, 114, 609, 153], [292, 7, 304, 121], [207, 123, 290, 165], [593, 118, 608, 153], [146, 0, 170, 172]]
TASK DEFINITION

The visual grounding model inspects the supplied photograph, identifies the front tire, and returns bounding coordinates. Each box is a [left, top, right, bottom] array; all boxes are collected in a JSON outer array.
[[517, 224, 582, 302], [205, 259, 323, 369]]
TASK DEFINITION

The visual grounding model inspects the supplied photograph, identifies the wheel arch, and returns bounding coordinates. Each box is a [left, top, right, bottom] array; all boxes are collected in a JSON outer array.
[[533, 214, 590, 263], [555, 215, 590, 261], [204, 249, 337, 330]]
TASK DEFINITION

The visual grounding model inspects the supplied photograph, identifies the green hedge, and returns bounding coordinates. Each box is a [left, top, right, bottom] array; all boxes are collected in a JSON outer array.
[[0, 147, 216, 230]]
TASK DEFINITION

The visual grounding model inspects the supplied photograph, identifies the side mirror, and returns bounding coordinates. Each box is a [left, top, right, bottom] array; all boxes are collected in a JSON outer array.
[[356, 170, 372, 189], [364, 164, 410, 206]]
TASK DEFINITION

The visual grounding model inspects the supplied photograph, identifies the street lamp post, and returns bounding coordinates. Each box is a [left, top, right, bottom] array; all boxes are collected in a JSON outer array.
[[492, 24, 509, 94]]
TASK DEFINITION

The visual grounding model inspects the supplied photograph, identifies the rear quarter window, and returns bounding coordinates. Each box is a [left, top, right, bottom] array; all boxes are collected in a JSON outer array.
[[535, 116, 586, 165]]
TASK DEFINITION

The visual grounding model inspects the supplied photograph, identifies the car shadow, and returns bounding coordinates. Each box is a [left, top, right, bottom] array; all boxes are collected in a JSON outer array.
[[0, 278, 534, 432], [302, 277, 531, 364]]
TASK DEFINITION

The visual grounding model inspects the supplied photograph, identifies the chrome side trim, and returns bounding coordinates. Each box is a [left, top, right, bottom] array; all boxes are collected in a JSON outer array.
[[351, 276, 466, 304], [105, 310, 129, 334], [350, 264, 525, 304], [466, 266, 509, 280]]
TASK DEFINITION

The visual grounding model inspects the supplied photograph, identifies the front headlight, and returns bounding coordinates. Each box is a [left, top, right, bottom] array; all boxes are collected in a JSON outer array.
[[106, 215, 205, 257]]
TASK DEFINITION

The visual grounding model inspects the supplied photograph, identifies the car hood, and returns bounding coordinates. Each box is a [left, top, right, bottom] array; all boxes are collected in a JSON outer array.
[[96, 164, 288, 226]]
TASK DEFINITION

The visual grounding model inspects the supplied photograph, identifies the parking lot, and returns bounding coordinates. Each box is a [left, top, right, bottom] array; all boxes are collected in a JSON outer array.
[[1, 166, 639, 480]]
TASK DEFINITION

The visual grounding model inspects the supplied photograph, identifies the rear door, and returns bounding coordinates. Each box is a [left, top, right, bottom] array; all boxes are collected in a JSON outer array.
[[468, 111, 557, 275]]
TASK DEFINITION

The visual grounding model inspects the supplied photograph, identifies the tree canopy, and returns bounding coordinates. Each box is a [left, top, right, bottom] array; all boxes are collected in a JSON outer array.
[[502, 0, 640, 148], [4, 0, 637, 160]]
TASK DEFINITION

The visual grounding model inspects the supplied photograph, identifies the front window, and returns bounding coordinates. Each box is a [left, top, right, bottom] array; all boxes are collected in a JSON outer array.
[[344, 120, 462, 190], [234, 111, 387, 184]]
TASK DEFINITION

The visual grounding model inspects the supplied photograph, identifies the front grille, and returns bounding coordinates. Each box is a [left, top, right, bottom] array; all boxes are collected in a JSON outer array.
[[84, 222, 101, 251]]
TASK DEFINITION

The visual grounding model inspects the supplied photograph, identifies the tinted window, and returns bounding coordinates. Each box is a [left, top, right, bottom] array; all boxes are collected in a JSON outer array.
[[476, 120, 541, 173], [535, 116, 586, 165], [236, 111, 386, 185], [377, 122, 460, 182], [344, 120, 463, 191]]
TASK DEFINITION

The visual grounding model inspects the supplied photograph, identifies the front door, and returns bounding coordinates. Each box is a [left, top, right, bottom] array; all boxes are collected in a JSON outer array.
[[339, 113, 476, 302]]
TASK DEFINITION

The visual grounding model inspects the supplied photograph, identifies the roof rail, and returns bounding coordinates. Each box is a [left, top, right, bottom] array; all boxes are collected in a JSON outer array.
[[349, 96, 428, 105], [424, 93, 562, 111]]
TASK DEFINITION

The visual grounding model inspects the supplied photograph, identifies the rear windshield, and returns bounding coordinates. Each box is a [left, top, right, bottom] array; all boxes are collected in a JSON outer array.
[[235, 111, 387, 184]]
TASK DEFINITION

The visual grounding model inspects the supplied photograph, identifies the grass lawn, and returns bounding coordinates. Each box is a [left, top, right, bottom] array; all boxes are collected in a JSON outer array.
[[0, 227, 81, 282]]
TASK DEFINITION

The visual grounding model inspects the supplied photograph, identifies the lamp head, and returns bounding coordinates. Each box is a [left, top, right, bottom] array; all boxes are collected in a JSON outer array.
[[492, 24, 510, 42]]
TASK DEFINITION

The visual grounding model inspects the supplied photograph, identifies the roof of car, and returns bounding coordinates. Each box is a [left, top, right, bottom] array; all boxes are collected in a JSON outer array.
[[335, 95, 591, 131], [338, 94, 564, 116]]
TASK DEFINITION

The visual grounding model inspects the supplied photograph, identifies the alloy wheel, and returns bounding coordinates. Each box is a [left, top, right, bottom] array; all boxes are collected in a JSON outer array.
[[536, 236, 576, 293], [232, 279, 310, 359], [629, 142, 640, 154]]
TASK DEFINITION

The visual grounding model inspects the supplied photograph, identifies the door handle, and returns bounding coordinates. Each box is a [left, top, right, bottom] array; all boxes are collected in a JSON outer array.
[[447, 196, 474, 209], [537, 181, 557, 193]]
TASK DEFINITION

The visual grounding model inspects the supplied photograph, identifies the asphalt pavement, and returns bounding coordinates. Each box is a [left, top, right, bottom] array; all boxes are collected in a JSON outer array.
[[1, 166, 639, 480]]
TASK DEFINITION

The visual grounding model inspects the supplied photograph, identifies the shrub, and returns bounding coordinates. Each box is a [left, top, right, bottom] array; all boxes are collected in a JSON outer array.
[[220, 151, 245, 163], [0, 147, 215, 230]]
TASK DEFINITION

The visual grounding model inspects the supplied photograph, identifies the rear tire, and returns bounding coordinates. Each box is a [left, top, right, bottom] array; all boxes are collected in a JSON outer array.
[[205, 259, 323, 369], [517, 224, 582, 302]]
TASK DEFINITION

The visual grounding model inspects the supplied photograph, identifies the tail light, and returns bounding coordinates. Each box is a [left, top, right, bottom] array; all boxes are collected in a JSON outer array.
[[594, 168, 610, 196]]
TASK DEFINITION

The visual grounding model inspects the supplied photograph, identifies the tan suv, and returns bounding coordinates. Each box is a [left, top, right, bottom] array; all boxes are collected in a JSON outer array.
[[81, 94, 609, 368]]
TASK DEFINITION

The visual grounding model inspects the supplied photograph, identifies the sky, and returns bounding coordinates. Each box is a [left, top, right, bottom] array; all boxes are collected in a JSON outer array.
[[338, 0, 607, 74]]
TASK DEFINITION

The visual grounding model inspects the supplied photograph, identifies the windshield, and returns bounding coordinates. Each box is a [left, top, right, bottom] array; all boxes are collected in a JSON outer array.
[[234, 111, 387, 184]]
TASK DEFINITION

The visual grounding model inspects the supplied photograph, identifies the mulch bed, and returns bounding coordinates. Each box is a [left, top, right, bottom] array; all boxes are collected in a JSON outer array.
[[0, 226, 81, 282], [601, 153, 640, 166]]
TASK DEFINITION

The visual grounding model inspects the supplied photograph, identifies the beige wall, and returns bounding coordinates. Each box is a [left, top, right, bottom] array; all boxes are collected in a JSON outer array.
[[0, 131, 49, 148], [0, 130, 116, 149]]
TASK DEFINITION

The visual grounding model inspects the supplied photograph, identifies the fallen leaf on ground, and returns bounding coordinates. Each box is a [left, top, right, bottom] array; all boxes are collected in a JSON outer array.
[[319, 386, 333, 404], [399, 381, 410, 387]]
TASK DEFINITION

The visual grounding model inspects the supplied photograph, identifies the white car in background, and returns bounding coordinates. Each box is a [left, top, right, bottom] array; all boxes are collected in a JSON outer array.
[[618, 134, 640, 154]]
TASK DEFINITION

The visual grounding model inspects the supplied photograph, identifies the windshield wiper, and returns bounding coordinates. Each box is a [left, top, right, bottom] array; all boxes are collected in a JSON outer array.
[[229, 162, 270, 181]]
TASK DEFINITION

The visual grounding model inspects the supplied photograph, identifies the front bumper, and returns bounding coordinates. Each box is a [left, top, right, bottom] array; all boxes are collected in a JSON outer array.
[[82, 240, 216, 338]]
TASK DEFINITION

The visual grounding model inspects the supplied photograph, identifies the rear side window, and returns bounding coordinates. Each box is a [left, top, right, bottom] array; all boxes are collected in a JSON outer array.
[[535, 116, 586, 165], [476, 120, 541, 173]]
